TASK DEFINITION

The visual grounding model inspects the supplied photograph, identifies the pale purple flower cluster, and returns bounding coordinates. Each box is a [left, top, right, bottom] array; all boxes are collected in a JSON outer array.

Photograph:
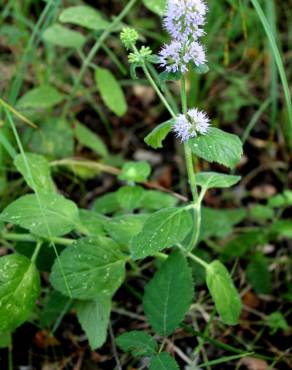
[[173, 108, 210, 141], [159, 0, 208, 74]]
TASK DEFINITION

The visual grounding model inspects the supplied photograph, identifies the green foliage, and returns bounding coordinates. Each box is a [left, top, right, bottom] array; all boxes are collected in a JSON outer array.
[[39, 291, 69, 328], [117, 185, 145, 210], [246, 253, 272, 294], [43, 24, 86, 49], [196, 172, 241, 190], [119, 161, 151, 182], [14, 153, 55, 193], [95, 67, 127, 117], [266, 312, 289, 334], [50, 237, 126, 299], [144, 120, 174, 149], [143, 0, 167, 16], [17, 85, 64, 110], [206, 261, 242, 325], [131, 208, 192, 259], [116, 331, 157, 357], [143, 253, 193, 336], [0, 193, 79, 237], [0, 254, 40, 331], [188, 128, 243, 169], [74, 122, 108, 158], [76, 294, 111, 350], [59, 5, 110, 31], [149, 352, 180, 370]]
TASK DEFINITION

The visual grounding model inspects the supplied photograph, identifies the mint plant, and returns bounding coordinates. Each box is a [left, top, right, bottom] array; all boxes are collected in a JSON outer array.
[[0, 0, 290, 368]]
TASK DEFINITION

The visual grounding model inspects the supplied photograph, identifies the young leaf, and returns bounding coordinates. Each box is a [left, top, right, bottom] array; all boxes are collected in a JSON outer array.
[[246, 253, 272, 294], [95, 67, 127, 117], [143, 0, 167, 16], [140, 190, 178, 210], [104, 214, 148, 245], [16, 85, 64, 109], [0, 193, 79, 238], [143, 252, 193, 336], [196, 172, 241, 190], [74, 122, 108, 158], [116, 331, 157, 357], [50, 237, 126, 299], [206, 260, 242, 325], [93, 192, 120, 214], [59, 5, 109, 31], [119, 161, 151, 183], [0, 254, 40, 332], [130, 208, 192, 260], [150, 352, 180, 370], [75, 294, 111, 350], [43, 24, 85, 49], [266, 312, 289, 334], [14, 153, 55, 193], [144, 120, 174, 149], [117, 185, 145, 211], [188, 128, 243, 169]]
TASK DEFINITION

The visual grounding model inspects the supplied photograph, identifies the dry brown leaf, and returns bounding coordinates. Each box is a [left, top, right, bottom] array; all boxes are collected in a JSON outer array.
[[240, 357, 269, 370]]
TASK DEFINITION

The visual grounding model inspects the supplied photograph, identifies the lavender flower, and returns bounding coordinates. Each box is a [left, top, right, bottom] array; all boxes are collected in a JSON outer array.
[[164, 0, 208, 43], [159, 40, 206, 73], [173, 108, 210, 141]]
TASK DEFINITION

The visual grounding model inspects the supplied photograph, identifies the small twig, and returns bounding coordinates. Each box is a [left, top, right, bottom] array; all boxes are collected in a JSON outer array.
[[109, 323, 123, 370], [165, 339, 192, 365]]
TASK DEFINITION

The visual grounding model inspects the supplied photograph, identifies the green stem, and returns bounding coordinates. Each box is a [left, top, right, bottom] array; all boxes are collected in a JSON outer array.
[[186, 250, 209, 270], [62, 0, 138, 118], [31, 241, 42, 264], [8, 343, 13, 370], [1, 232, 74, 246]]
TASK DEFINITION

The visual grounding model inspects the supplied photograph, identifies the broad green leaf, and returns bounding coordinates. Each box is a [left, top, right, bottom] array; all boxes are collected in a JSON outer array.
[[74, 122, 108, 158], [222, 231, 266, 259], [196, 172, 241, 190], [144, 120, 173, 149], [143, 0, 166, 16], [50, 237, 126, 299], [143, 253, 193, 336], [43, 24, 85, 49], [116, 331, 157, 357], [0, 193, 79, 237], [119, 161, 151, 183], [79, 210, 105, 236], [117, 185, 145, 211], [40, 291, 70, 328], [246, 253, 272, 294], [31, 119, 74, 159], [93, 192, 120, 214], [17, 85, 64, 109], [59, 5, 109, 31], [0, 254, 40, 331], [270, 220, 292, 238], [95, 67, 127, 117], [150, 353, 180, 370], [104, 214, 148, 245], [266, 312, 289, 334], [249, 205, 274, 220], [268, 190, 292, 208], [200, 207, 246, 241], [14, 153, 55, 193], [140, 190, 178, 210], [0, 332, 11, 348], [206, 261, 242, 325], [131, 208, 192, 260], [188, 128, 243, 169], [76, 294, 111, 350]]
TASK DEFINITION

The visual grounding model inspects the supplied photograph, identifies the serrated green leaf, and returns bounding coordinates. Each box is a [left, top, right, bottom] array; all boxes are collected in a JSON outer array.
[[246, 253, 272, 294], [188, 128, 243, 169], [74, 122, 108, 157], [117, 185, 145, 211], [79, 210, 105, 236], [119, 161, 151, 183], [0, 254, 40, 332], [14, 153, 55, 193], [116, 331, 157, 357], [104, 214, 148, 245], [0, 193, 79, 237], [76, 294, 111, 350], [150, 353, 180, 370], [95, 67, 127, 117], [43, 24, 85, 49], [130, 207, 192, 259], [143, 252, 193, 336], [143, 0, 166, 16], [17, 85, 64, 109], [59, 5, 109, 31], [50, 237, 126, 299], [206, 261, 241, 325], [196, 172, 241, 190], [144, 120, 173, 149], [140, 190, 178, 210]]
